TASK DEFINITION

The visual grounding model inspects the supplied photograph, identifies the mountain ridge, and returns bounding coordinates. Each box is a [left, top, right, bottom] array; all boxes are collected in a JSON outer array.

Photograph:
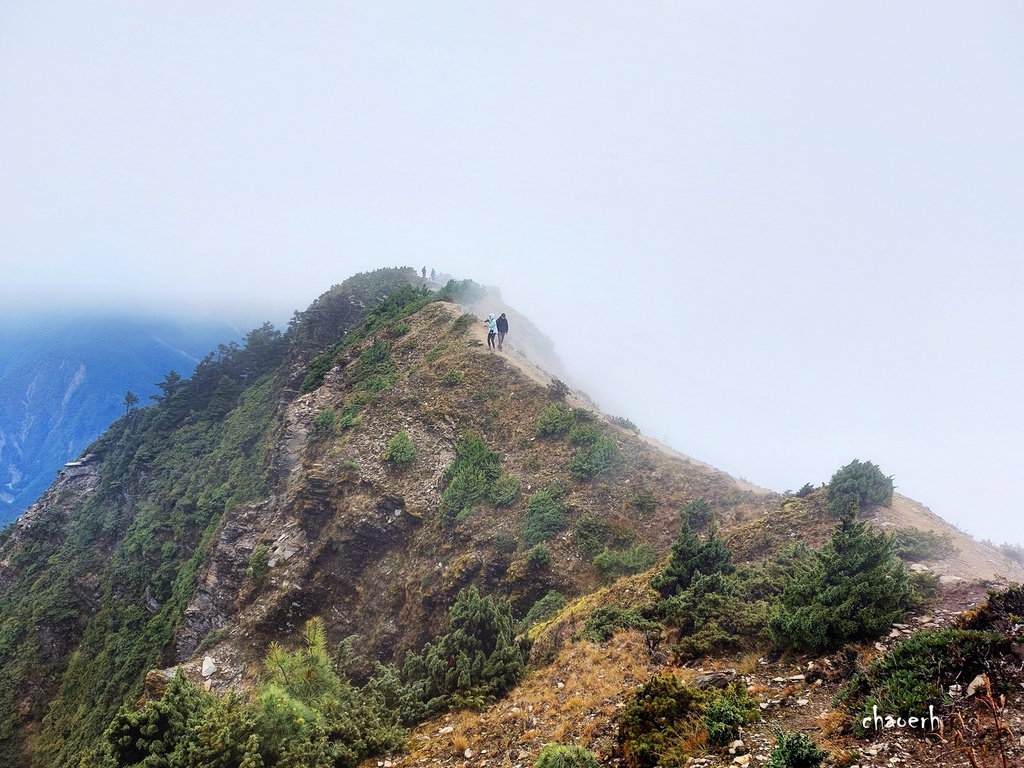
[[0, 267, 1021, 767]]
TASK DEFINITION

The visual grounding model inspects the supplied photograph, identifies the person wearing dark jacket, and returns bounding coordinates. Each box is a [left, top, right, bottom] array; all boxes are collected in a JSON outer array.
[[496, 313, 509, 350]]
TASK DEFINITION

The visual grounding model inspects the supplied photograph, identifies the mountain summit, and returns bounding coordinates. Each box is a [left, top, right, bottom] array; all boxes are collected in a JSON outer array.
[[0, 267, 1021, 767]]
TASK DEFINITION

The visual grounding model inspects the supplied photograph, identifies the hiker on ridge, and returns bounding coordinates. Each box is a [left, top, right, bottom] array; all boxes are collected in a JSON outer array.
[[496, 313, 509, 350], [485, 313, 498, 350]]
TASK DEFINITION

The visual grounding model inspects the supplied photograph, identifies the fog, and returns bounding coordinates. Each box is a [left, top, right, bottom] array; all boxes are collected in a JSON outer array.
[[1, 3, 1021, 542]]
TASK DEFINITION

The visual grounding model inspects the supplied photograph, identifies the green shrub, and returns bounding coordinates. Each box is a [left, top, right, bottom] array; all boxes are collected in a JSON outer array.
[[441, 369, 464, 386], [489, 474, 521, 508], [424, 344, 446, 363], [520, 591, 566, 631], [97, 619, 410, 768], [594, 545, 657, 580], [548, 379, 570, 399], [894, 528, 955, 561], [352, 338, 397, 392], [248, 544, 271, 585], [767, 730, 828, 768], [440, 466, 489, 523], [521, 484, 569, 549], [446, 431, 501, 483], [440, 432, 502, 523], [335, 395, 369, 430], [385, 431, 416, 468], [618, 674, 701, 768], [841, 628, 1007, 733], [568, 421, 601, 446], [578, 606, 661, 644], [311, 408, 336, 437], [574, 515, 611, 556], [526, 546, 552, 571], [680, 497, 713, 530], [534, 744, 599, 768], [402, 587, 527, 713], [610, 415, 639, 432], [702, 685, 759, 746], [769, 513, 909, 653], [826, 459, 894, 515], [908, 570, 941, 604], [492, 533, 518, 554], [449, 313, 477, 337], [793, 483, 816, 498], [617, 676, 756, 768], [436, 280, 486, 306], [568, 436, 619, 480], [536, 404, 574, 438], [629, 490, 658, 513]]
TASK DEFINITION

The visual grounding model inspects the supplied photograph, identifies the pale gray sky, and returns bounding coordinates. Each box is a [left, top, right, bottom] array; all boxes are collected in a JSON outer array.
[[1, 3, 1022, 542]]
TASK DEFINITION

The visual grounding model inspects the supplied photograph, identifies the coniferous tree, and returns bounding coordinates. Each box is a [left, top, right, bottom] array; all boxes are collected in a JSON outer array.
[[651, 512, 734, 598], [403, 586, 527, 713], [770, 512, 909, 652], [122, 390, 139, 415]]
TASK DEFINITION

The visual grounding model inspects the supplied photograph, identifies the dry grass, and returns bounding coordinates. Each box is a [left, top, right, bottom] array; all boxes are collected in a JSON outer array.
[[451, 733, 469, 754], [814, 709, 849, 737], [736, 651, 762, 675]]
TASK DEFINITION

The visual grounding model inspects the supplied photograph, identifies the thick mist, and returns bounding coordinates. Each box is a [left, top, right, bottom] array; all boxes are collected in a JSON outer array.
[[0, 3, 1020, 542]]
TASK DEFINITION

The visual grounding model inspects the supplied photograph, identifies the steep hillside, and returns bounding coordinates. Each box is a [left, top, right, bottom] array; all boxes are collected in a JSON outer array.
[[0, 267, 1021, 768], [177, 298, 775, 686]]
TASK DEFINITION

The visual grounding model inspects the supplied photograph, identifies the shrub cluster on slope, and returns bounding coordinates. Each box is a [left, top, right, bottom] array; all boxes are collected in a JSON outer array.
[[92, 588, 527, 767], [617, 674, 758, 768]]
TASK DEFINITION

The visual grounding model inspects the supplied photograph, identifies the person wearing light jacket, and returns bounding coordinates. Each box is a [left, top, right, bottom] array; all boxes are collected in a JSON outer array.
[[485, 314, 498, 350]]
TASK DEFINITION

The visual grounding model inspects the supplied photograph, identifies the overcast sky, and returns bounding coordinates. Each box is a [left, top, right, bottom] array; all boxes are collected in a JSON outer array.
[[1, 3, 1021, 543]]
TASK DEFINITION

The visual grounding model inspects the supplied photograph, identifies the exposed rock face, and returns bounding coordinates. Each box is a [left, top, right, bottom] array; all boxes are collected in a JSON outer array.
[[0, 460, 100, 595]]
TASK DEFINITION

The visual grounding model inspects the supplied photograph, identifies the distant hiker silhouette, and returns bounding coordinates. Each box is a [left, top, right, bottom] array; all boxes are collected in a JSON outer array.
[[485, 314, 498, 350], [430, 268, 436, 281], [496, 313, 508, 350], [422, 266, 427, 278]]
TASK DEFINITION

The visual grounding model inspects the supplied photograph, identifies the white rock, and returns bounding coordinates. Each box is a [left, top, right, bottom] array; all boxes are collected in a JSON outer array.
[[201, 656, 217, 677], [464, 749, 473, 759], [439, 726, 454, 734]]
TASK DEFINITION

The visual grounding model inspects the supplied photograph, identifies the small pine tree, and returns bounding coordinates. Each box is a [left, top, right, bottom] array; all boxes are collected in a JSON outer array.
[[651, 516, 734, 597], [385, 430, 416, 468], [123, 390, 140, 415], [770, 512, 909, 652]]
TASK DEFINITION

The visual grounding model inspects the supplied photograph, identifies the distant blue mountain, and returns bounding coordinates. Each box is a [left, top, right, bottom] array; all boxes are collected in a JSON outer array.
[[0, 312, 246, 525]]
